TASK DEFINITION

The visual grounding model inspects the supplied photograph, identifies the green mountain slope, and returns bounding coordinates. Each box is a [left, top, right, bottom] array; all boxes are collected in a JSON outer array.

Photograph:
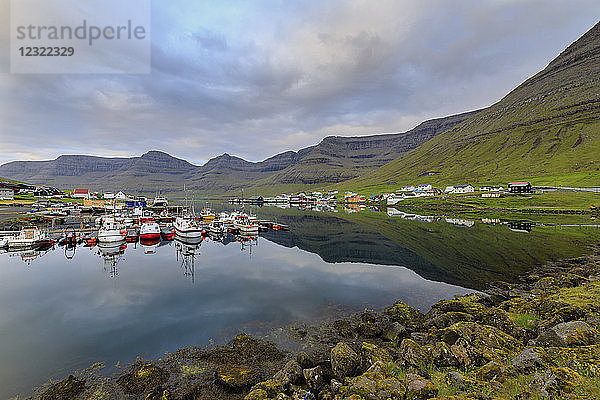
[[347, 21, 600, 189]]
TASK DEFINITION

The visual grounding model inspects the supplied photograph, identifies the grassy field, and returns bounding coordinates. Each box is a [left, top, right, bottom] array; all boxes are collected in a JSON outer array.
[[393, 190, 600, 212]]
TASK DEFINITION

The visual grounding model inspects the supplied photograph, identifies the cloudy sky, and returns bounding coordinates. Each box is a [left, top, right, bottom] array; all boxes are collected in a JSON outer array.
[[0, 0, 599, 166]]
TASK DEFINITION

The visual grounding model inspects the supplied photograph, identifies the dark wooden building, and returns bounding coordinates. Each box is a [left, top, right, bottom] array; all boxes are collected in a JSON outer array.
[[508, 182, 532, 193]]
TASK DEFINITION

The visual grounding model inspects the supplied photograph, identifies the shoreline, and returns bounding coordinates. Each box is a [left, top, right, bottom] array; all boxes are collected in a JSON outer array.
[[26, 247, 600, 400]]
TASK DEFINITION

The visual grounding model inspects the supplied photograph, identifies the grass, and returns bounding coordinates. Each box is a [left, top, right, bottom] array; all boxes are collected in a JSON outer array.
[[551, 281, 600, 312], [508, 312, 539, 330]]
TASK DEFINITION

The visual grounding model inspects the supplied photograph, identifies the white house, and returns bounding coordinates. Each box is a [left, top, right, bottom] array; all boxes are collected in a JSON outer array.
[[115, 191, 129, 201], [0, 188, 14, 200], [417, 184, 433, 191], [444, 186, 455, 193], [103, 192, 115, 199], [452, 184, 475, 194]]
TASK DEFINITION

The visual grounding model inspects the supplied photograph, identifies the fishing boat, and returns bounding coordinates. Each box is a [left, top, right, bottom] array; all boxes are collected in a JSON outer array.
[[125, 228, 139, 243], [233, 215, 259, 234], [48, 207, 68, 217], [140, 220, 161, 240], [199, 208, 216, 221], [174, 216, 205, 239], [161, 227, 175, 241], [208, 219, 226, 234], [152, 196, 168, 208], [7, 226, 45, 249], [98, 217, 127, 242]]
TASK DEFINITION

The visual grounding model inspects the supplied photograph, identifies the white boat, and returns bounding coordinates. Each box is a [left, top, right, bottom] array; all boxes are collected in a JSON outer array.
[[140, 221, 161, 240], [98, 217, 127, 242], [7, 226, 45, 248], [0, 236, 9, 248], [233, 215, 259, 234], [48, 207, 68, 217], [174, 216, 205, 239], [208, 219, 226, 234], [152, 196, 168, 207]]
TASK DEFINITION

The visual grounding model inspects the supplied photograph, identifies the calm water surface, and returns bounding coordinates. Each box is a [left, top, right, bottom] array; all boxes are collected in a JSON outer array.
[[1, 207, 598, 399]]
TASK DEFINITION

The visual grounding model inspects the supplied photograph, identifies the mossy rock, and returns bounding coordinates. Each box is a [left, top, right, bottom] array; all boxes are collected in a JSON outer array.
[[474, 361, 512, 382], [424, 311, 474, 329], [440, 322, 522, 365], [550, 366, 580, 392], [244, 388, 269, 400], [429, 294, 487, 318], [216, 365, 260, 388], [116, 362, 169, 395], [340, 361, 406, 400], [360, 342, 393, 368], [331, 342, 360, 379], [356, 321, 382, 337], [405, 377, 438, 400], [384, 301, 423, 330], [40, 375, 86, 400], [398, 339, 432, 370], [424, 341, 459, 367], [246, 379, 284, 398]]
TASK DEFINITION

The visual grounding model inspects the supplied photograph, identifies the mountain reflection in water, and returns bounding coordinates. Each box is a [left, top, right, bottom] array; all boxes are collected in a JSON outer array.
[[0, 207, 598, 399]]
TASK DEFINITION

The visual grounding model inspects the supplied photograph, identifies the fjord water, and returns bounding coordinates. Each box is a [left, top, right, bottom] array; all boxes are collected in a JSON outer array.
[[1, 208, 599, 398]]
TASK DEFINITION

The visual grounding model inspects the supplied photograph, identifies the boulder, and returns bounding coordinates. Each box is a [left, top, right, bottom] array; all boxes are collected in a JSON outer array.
[[273, 360, 304, 386], [216, 365, 260, 389], [331, 342, 360, 380], [340, 361, 406, 400], [410, 332, 428, 345], [425, 341, 459, 367], [360, 342, 393, 367], [384, 301, 423, 330], [398, 339, 432, 370], [356, 321, 382, 337], [333, 320, 355, 338], [40, 375, 86, 400], [511, 347, 544, 372], [303, 365, 325, 390], [405, 377, 438, 400], [424, 311, 474, 329], [536, 321, 599, 347], [296, 352, 314, 369], [530, 367, 580, 397], [440, 322, 522, 365], [474, 361, 511, 382], [117, 362, 170, 395], [382, 322, 407, 341], [246, 379, 285, 399]]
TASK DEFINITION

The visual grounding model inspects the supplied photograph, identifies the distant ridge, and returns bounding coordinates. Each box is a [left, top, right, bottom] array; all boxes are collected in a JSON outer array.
[[0, 110, 478, 194], [348, 21, 600, 188]]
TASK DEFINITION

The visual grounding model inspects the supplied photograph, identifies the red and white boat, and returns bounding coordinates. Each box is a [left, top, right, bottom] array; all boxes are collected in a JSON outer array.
[[140, 220, 161, 240]]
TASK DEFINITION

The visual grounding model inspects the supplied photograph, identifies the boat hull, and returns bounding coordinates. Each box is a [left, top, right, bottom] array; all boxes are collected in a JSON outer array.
[[174, 227, 205, 239], [98, 230, 126, 243]]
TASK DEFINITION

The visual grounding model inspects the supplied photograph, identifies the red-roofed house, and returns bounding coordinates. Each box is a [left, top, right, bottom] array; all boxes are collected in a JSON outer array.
[[72, 188, 90, 199]]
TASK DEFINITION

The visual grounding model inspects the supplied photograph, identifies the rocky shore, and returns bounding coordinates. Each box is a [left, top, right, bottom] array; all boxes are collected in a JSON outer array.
[[29, 249, 600, 400]]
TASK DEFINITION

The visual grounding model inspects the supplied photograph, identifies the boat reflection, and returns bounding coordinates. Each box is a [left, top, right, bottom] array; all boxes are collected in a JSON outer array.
[[175, 237, 204, 283], [97, 240, 127, 278], [140, 236, 161, 255]]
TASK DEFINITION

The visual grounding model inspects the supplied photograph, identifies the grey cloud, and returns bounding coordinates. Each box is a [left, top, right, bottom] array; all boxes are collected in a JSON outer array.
[[1, 1, 599, 164]]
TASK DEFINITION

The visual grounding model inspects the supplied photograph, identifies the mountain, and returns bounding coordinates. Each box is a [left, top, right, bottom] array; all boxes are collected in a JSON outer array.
[[347, 22, 600, 189], [261, 110, 480, 185], [0, 110, 478, 194]]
